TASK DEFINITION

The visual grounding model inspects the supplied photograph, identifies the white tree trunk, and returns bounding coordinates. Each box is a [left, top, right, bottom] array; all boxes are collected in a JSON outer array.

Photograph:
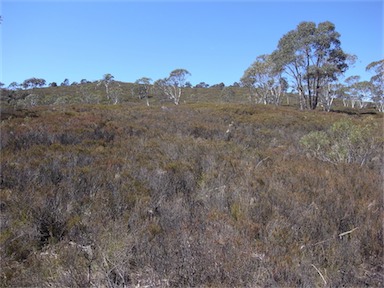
[[104, 83, 110, 99]]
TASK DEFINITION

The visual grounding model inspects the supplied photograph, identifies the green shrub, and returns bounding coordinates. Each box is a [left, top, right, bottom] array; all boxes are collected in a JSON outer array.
[[300, 118, 382, 165]]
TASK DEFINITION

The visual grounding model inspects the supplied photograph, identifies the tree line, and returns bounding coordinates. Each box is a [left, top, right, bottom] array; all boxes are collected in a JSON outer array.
[[241, 21, 383, 112], [1, 21, 383, 112]]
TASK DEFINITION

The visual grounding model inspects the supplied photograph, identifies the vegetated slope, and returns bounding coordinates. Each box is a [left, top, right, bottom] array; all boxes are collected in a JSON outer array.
[[1, 102, 383, 287], [0, 82, 257, 109]]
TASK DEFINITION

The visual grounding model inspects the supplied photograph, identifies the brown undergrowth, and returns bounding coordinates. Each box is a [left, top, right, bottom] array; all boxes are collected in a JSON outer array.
[[1, 103, 383, 287]]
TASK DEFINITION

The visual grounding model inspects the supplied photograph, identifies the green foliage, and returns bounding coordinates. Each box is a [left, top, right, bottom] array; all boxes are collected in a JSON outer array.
[[241, 54, 287, 105], [300, 118, 382, 165], [366, 59, 384, 112], [155, 68, 191, 105], [272, 21, 349, 110], [22, 77, 46, 89]]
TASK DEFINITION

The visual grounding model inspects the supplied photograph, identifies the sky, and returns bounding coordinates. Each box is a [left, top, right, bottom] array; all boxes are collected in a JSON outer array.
[[1, 0, 383, 87]]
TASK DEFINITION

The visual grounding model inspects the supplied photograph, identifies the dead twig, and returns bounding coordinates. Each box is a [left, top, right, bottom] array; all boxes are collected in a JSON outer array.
[[256, 156, 270, 168], [311, 264, 327, 286], [338, 227, 358, 239]]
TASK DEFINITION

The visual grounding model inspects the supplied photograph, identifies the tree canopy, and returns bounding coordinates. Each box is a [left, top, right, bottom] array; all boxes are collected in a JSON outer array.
[[22, 78, 46, 89], [241, 54, 287, 105], [271, 21, 349, 110], [366, 59, 384, 112], [134, 77, 153, 106], [98, 73, 115, 99], [156, 69, 191, 105]]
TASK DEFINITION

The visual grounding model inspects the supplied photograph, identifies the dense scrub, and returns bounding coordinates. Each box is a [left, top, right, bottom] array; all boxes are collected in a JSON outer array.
[[1, 102, 383, 287]]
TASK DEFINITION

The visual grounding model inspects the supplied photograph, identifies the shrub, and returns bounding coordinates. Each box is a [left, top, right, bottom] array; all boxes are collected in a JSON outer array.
[[0, 103, 382, 287], [300, 118, 382, 165]]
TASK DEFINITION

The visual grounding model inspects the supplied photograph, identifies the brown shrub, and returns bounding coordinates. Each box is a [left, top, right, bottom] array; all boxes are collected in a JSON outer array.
[[1, 103, 382, 287]]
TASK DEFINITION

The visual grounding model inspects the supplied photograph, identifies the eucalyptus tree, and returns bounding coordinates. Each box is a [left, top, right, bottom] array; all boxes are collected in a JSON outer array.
[[271, 21, 349, 110], [184, 81, 192, 88], [354, 81, 373, 108], [211, 82, 225, 89], [80, 79, 90, 84], [8, 82, 21, 90], [22, 78, 46, 89], [195, 82, 210, 88], [344, 76, 374, 109], [98, 73, 115, 99], [241, 54, 287, 105], [366, 59, 384, 112], [158, 69, 191, 105], [134, 77, 152, 106], [153, 78, 166, 99], [61, 78, 69, 86], [320, 82, 344, 112], [327, 83, 348, 107], [108, 84, 123, 105], [345, 76, 362, 108]]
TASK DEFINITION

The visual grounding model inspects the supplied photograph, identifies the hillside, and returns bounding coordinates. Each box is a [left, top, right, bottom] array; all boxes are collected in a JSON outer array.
[[0, 87, 383, 287], [2, 81, 321, 113], [1, 82, 249, 108]]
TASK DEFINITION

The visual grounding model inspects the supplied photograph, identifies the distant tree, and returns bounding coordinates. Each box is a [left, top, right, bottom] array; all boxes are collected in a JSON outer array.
[[98, 73, 115, 99], [354, 81, 373, 108], [320, 82, 342, 112], [108, 84, 123, 105], [158, 69, 191, 105], [61, 78, 69, 86], [195, 82, 210, 88], [344, 76, 373, 109], [211, 82, 225, 89], [153, 79, 166, 99], [49, 82, 58, 87], [134, 77, 152, 106], [36, 78, 46, 88], [71, 81, 79, 86], [332, 83, 349, 107], [184, 81, 192, 88], [345, 76, 362, 108], [80, 79, 90, 84], [241, 54, 287, 105], [366, 59, 384, 112], [22, 78, 46, 89], [0, 82, 4, 88], [8, 82, 21, 90], [231, 82, 240, 87], [271, 21, 349, 110]]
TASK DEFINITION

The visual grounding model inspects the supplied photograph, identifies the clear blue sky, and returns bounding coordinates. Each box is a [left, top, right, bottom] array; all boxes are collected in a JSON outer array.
[[1, 0, 383, 87]]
